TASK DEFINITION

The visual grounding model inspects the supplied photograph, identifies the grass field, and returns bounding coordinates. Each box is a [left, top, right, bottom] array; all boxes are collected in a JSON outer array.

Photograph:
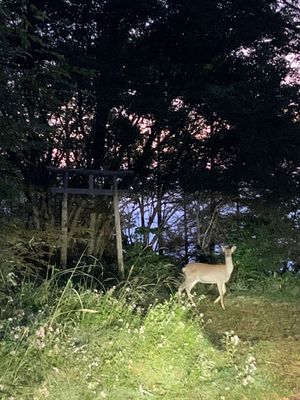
[[202, 295, 300, 399], [0, 273, 299, 400]]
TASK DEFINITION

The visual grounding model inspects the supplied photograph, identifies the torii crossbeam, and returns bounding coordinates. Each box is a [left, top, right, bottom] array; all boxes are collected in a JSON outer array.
[[47, 167, 133, 279]]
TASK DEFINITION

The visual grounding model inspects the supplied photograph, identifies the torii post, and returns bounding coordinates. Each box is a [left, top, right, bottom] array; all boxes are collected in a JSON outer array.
[[47, 167, 133, 279]]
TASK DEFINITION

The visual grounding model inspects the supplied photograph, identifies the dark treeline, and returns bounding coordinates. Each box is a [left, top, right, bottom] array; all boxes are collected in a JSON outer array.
[[0, 0, 299, 271]]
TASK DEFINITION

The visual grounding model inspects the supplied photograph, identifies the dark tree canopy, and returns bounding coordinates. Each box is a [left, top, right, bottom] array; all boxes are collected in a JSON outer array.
[[0, 0, 299, 199]]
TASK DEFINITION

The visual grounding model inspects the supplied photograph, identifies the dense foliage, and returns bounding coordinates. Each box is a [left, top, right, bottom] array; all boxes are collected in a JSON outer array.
[[0, 0, 299, 196], [0, 0, 299, 273]]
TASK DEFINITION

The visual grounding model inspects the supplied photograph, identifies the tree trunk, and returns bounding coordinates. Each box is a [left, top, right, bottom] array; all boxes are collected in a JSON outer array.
[[183, 195, 189, 264], [157, 192, 163, 255], [139, 195, 148, 247]]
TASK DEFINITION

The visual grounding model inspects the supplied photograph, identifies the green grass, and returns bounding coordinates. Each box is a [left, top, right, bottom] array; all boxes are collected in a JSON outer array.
[[0, 270, 299, 400], [191, 285, 300, 400]]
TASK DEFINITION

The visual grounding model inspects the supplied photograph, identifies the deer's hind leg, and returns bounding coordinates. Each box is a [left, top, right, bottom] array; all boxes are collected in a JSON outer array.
[[178, 281, 197, 306]]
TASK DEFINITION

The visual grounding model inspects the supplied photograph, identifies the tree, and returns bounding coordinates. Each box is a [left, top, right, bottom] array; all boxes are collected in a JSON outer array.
[[1, 0, 299, 267], [3, 0, 298, 195]]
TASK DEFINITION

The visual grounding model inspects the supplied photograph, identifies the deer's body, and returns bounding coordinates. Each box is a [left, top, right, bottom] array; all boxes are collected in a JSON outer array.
[[178, 245, 236, 309]]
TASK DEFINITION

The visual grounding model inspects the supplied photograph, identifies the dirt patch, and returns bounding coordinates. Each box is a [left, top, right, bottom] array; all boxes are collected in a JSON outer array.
[[198, 295, 300, 397], [201, 295, 300, 341]]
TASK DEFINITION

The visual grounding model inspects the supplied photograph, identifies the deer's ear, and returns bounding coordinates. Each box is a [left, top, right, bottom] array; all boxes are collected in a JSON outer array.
[[221, 245, 225, 252], [231, 245, 236, 253]]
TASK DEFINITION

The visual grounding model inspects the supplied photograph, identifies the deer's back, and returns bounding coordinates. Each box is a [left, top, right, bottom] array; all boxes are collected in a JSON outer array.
[[182, 262, 230, 283]]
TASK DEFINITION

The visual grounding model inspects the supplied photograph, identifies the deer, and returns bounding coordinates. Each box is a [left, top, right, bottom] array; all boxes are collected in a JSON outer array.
[[178, 245, 236, 309]]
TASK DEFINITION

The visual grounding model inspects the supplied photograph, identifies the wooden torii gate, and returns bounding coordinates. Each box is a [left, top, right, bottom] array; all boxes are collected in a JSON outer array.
[[47, 167, 133, 278]]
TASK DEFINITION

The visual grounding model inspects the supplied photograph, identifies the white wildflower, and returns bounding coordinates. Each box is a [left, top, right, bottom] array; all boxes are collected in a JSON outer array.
[[89, 361, 99, 368], [230, 334, 240, 346], [248, 355, 256, 364], [88, 381, 98, 390], [242, 376, 254, 386], [38, 387, 49, 397], [37, 341, 45, 350], [36, 326, 45, 338], [139, 326, 145, 335]]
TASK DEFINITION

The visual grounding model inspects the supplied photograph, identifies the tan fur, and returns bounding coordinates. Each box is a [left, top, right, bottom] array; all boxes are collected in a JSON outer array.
[[178, 245, 236, 309]]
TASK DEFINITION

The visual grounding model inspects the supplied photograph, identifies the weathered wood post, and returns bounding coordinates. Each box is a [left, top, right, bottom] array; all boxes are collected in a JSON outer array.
[[88, 174, 96, 255], [61, 171, 69, 269], [113, 175, 125, 279], [48, 167, 132, 275]]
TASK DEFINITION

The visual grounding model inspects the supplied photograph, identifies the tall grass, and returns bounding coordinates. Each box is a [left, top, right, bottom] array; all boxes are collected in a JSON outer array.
[[230, 271, 300, 301], [0, 257, 291, 400]]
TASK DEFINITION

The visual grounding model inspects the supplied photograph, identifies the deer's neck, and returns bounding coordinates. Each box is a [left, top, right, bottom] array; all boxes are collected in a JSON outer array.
[[225, 256, 234, 275]]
